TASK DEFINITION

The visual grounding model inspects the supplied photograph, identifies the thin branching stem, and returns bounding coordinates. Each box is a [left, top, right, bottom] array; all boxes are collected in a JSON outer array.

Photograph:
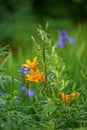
[[42, 43, 47, 82]]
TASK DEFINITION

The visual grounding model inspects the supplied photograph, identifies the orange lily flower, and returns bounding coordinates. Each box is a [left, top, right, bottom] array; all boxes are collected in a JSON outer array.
[[22, 56, 38, 70], [59, 92, 80, 103], [59, 92, 71, 103], [26, 68, 45, 83]]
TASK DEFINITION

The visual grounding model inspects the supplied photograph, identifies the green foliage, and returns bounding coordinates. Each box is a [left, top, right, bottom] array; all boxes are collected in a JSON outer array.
[[0, 25, 87, 130], [0, 45, 9, 56]]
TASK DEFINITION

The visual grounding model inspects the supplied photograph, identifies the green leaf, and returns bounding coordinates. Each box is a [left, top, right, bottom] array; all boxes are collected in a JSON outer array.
[[42, 99, 57, 115]]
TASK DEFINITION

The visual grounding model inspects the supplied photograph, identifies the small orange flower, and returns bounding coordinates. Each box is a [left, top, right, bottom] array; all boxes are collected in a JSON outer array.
[[64, 96, 71, 103], [68, 92, 75, 98], [26, 68, 45, 83], [22, 56, 38, 70], [59, 92, 65, 101], [59, 91, 80, 103], [59, 92, 71, 103]]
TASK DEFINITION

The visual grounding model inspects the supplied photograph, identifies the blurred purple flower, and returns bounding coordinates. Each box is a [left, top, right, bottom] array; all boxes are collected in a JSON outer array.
[[0, 90, 4, 95], [19, 86, 25, 92], [19, 86, 34, 98], [18, 66, 29, 75], [26, 89, 34, 97], [57, 30, 74, 48]]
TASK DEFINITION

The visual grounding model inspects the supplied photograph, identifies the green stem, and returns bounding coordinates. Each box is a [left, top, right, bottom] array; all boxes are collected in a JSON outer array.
[[11, 60, 14, 96], [42, 43, 47, 82]]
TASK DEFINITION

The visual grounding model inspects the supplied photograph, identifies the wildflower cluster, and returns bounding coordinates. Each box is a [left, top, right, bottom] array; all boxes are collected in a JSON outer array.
[[17, 27, 81, 129], [21, 56, 44, 83], [18, 56, 44, 98]]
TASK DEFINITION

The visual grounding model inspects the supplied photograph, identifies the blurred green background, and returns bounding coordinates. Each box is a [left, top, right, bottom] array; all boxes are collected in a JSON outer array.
[[0, 0, 87, 47]]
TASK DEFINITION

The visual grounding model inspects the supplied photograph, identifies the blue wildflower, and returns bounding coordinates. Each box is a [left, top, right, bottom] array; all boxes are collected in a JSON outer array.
[[19, 86, 34, 98], [57, 30, 74, 48], [19, 86, 25, 92], [26, 89, 34, 97], [18, 66, 29, 75], [0, 90, 4, 95]]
